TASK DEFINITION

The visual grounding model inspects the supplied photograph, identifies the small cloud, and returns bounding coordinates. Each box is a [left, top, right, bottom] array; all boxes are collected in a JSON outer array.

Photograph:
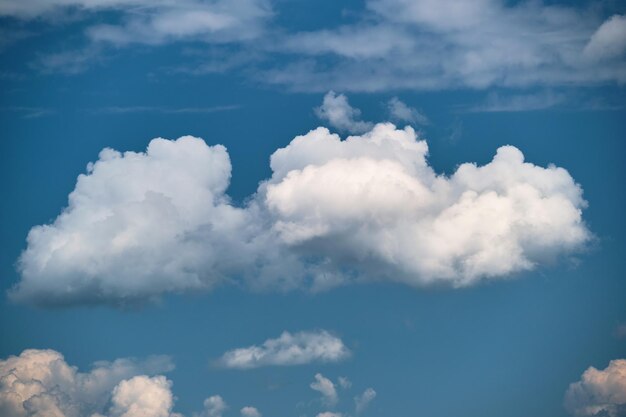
[[240, 406, 262, 417], [338, 376, 352, 389], [355, 388, 376, 414], [200, 395, 228, 417], [311, 373, 338, 407], [316, 413, 343, 417], [315, 91, 373, 134], [387, 97, 428, 125], [216, 330, 350, 369]]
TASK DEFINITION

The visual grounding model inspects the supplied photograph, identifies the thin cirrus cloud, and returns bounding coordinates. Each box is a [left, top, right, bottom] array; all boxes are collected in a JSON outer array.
[[0, 0, 272, 45], [216, 330, 350, 369], [10, 96, 590, 307], [564, 359, 626, 417]]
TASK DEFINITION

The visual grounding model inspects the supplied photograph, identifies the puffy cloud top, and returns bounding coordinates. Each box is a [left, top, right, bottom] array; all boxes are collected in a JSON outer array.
[[0, 349, 174, 417], [12, 123, 590, 306], [565, 359, 626, 417]]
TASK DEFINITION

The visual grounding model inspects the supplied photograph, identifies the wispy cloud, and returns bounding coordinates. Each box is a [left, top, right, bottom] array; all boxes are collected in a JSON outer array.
[[94, 105, 241, 114], [216, 331, 350, 369], [0, 106, 55, 119], [461, 91, 566, 113]]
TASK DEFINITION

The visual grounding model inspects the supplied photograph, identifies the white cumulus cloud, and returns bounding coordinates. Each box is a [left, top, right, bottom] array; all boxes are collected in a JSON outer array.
[[217, 330, 350, 369], [564, 359, 626, 417], [12, 122, 590, 306], [0, 349, 174, 417]]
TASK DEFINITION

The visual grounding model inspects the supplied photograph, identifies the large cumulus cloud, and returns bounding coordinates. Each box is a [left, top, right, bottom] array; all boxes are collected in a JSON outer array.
[[0, 349, 174, 417], [565, 359, 626, 417], [11, 123, 590, 306]]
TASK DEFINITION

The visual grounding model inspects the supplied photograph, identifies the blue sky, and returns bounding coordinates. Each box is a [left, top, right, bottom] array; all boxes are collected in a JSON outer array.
[[1, 1, 626, 417]]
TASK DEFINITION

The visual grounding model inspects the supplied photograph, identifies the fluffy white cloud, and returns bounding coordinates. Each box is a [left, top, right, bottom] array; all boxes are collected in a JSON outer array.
[[103, 375, 175, 417], [564, 359, 626, 417], [240, 406, 261, 417], [198, 395, 227, 417], [314, 91, 373, 134], [12, 122, 590, 306], [0, 349, 174, 417], [264, 123, 588, 287], [217, 331, 350, 369], [387, 97, 428, 125], [310, 374, 338, 407], [354, 388, 376, 414], [12, 135, 256, 306]]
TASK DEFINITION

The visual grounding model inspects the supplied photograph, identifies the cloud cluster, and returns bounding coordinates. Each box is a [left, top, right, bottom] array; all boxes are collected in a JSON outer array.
[[564, 359, 626, 417], [12, 120, 590, 306], [0, 349, 174, 417], [0, 349, 268, 417], [217, 331, 350, 369]]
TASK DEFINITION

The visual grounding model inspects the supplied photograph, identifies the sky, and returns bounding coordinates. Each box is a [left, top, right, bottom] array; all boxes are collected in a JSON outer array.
[[0, 1, 626, 417]]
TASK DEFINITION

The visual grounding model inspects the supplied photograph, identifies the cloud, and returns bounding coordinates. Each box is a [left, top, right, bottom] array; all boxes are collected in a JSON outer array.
[[564, 359, 626, 417], [264, 0, 626, 91], [217, 331, 350, 369], [387, 97, 429, 125], [338, 377, 351, 390], [1, 0, 272, 45], [100, 375, 176, 417], [94, 105, 241, 115], [462, 91, 566, 113], [316, 413, 342, 417], [311, 374, 338, 407], [0, 349, 174, 417], [240, 406, 261, 417], [583, 15, 626, 61], [354, 388, 376, 414], [198, 396, 227, 417], [12, 122, 590, 306], [314, 91, 373, 134]]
